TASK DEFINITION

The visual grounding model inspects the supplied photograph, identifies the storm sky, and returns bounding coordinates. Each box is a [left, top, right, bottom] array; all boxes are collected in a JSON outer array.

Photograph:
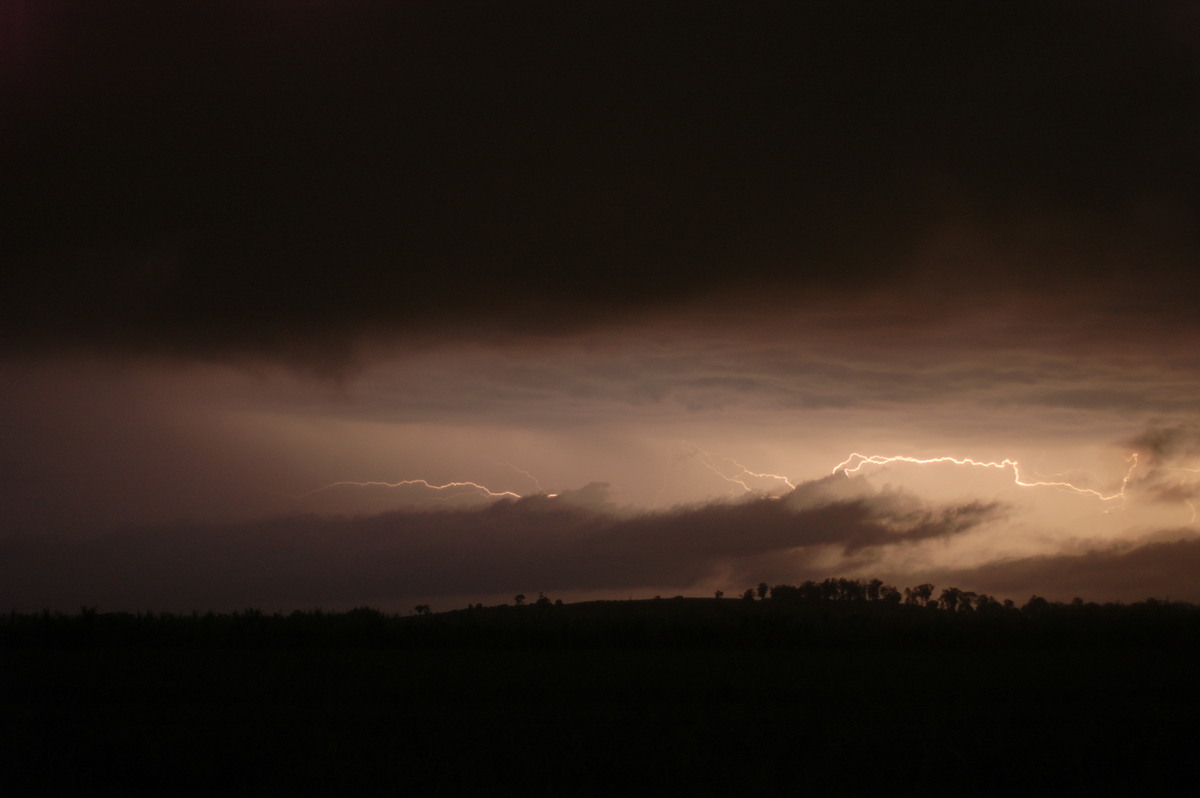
[[4, 2, 1200, 611]]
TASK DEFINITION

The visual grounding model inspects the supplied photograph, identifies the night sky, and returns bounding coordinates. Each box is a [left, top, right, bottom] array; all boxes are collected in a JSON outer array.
[[4, 2, 1200, 611]]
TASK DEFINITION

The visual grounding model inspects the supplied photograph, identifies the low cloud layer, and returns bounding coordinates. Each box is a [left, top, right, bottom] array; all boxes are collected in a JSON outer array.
[[926, 534, 1200, 604], [6, 417, 1200, 612], [0, 479, 1000, 612]]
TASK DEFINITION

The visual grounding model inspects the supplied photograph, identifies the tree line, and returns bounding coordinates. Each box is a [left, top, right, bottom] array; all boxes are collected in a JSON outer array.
[[737, 577, 1019, 612], [4, 579, 1200, 650]]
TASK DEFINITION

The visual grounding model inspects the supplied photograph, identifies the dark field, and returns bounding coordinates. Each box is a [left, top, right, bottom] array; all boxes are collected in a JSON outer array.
[[4, 600, 1198, 795]]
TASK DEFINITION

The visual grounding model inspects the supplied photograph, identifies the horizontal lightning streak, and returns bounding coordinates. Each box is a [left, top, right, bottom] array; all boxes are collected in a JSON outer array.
[[303, 479, 521, 500], [831, 453, 1139, 503], [302, 445, 1197, 516]]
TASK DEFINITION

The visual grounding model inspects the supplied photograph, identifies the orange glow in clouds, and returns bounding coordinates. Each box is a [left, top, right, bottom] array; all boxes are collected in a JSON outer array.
[[832, 452, 1140, 504], [300, 444, 1200, 532]]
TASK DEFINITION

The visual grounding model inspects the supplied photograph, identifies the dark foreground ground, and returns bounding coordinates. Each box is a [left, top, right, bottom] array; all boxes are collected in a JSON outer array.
[[4, 599, 1198, 796]]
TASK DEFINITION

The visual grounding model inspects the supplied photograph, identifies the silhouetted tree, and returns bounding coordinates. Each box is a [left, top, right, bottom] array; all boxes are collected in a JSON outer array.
[[714, 590, 724, 599], [842, 578, 865, 602], [1023, 595, 1050, 615], [757, 582, 769, 600], [514, 594, 526, 606], [769, 584, 793, 601], [939, 587, 963, 612], [742, 588, 756, 601], [905, 583, 935, 607]]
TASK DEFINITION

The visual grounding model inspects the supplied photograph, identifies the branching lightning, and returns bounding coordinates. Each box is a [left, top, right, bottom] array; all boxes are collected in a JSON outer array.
[[303, 479, 521, 500], [499, 463, 543, 492], [831, 452, 1140, 504], [652, 446, 795, 507], [658, 444, 1150, 510], [699, 450, 795, 495]]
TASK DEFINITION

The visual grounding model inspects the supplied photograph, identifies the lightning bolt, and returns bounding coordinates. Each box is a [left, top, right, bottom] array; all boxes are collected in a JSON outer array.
[[1164, 467, 1200, 524], [698, 450, 795, 495], [498, 463, 543, 492], [302, 479, 521, 500], [831, 453, 1139, 503], [651, 446, 795, 507], [299, 444, 1192, 518]]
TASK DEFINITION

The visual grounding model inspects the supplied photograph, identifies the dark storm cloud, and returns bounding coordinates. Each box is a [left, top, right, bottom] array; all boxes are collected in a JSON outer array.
[[0, 478, 1000, 611], [1127, 423, 1200, 463], [4, 2, 1198, 362], [925, 534, 1200, 604]]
